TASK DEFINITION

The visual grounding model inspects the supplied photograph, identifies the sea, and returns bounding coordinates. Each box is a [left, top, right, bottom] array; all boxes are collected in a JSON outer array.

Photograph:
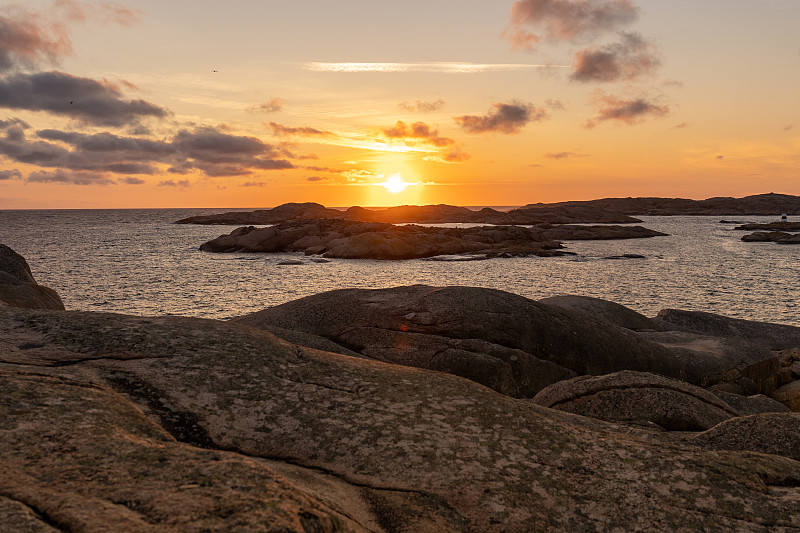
[[1, 208, 798, 325]]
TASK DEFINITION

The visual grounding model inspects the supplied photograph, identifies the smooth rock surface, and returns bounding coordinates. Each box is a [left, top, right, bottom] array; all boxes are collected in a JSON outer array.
[[531, 370, 739, 431], [4, 306, 800, 532], [0, 244, 65, 310], [539, 294, 663, 332]]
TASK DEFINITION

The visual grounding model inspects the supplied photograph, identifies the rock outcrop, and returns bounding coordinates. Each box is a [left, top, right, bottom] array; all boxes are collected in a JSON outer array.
[[531, 370, 739, 431], [0, 244, 64, 310], [5, 305, 800, 532], [691, 413, 800, 462], [198, 219, 665, 260], [740, 231, 800, 244]]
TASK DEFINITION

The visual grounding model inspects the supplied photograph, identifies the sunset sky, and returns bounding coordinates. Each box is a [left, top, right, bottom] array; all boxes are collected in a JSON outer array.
[[1, 0, 798, 208]]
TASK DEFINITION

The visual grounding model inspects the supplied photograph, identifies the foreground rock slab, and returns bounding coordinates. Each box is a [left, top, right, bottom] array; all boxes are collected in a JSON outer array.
[[4, 306, 800, 532]]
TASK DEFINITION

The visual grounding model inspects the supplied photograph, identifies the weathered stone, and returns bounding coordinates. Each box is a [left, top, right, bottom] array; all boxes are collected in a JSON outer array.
[[234, 286, 689, 394], [0, 244, 64, 310], [710, 390, 791, 416], [741, 231, 800, 244], [654, 308, 800, 351], [531, 370, 739, 431], [4, 306, 800, 531], [539, 295, 663, 332], [691, 413, 800, 462], [772, 380, 800, 411]]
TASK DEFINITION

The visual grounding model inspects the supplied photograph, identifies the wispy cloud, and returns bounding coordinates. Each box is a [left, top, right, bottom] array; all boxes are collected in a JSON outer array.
[[247, 97, 287, 114], [379, 121, 454, 148], [304, 62, 569, 73], [398, 99, 446, 113]]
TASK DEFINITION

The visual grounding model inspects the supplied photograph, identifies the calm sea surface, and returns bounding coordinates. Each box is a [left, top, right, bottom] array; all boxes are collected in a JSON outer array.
[[1, 208, 798, 324]]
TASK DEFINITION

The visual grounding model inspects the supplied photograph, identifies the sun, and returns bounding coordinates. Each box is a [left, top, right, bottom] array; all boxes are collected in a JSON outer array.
[[381, 173, 412, 194]]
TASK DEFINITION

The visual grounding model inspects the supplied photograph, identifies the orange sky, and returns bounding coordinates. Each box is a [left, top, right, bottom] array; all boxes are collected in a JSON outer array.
[[1, 0, 798, 208]]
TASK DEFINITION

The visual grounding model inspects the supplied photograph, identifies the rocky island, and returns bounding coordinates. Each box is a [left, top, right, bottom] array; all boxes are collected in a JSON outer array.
[[3, 243, 800, 531], [197, 219, 666, 259]]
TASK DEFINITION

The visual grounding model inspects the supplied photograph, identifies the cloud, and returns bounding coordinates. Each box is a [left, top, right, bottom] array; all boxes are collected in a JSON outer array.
[[502, 29, 541, 52], [571, 32, 660, 83], [28, 168, 115, 185], [0, 121, 294, 182], [158, 179, 190, 188], [0, 11, 72, 71], [546, 151, 585, 159], [784, 124, 793, 132], [380, 121, 454, 148], [306, 176, 327, 182], [242, 181, 268, 187], [455, 101, 548, 134], [269, 122, 334, 137], [247, 97, 287, 114], [0, 169, 22, 180], [398, 99, 446, 113], [583, 92, 669, 128], [53, 0, 141, 27], [674, 122, 689, 129], [423, 149, 471, 163], [120, 176, 144, 184], [507, 0, 638, 43], [545, 98, 566, 110], [0, 71, 169, 126], [305, 62, 569, 73]]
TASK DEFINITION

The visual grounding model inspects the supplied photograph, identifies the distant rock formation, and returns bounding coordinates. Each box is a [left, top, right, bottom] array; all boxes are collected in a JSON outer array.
[[740, 231, 800, 244], [176, 201, 642, 225], [198, 219, 666, 260], [524, 192, 800, 216], [0, 244, 64, 309]]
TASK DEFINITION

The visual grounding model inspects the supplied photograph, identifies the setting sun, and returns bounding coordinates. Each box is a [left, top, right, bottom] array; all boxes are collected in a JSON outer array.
[[381, 174, 413, 194]]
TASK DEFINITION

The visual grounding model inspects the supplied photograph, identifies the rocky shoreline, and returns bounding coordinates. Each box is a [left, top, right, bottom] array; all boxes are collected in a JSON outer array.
[[197, 219, 666, 259], [3, 244, 800, 531]]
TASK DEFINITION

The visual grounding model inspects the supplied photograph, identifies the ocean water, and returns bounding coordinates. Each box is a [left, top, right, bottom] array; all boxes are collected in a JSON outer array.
[[1, 208, 798, 325]]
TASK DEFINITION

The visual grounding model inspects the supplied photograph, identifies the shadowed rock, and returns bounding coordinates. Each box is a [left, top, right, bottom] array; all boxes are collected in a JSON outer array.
[[0, 244, 64, 310], [234, 285, 691, 395], [4, 306, 800, 531], [539, 295, 663, 332], [691, 413, 800, 462], [710, 389, 791, 416], [198, 219, 667, 260], [531, 370, 739, 431], [741, 231, 800, 244]]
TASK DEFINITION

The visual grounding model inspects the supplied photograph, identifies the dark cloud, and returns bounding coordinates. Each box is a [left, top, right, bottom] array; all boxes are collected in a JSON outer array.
[[455, 102, 547, 134], [0, 71, 169, 126], [571, 32, 660, 83], [380, 121, 454, 147], [269, 122, 334, 137], [242, 181, 268, 187], [158, 179, 190, 188], [28, 169, 115, 185], [0, 169, 22, 180], [0, 12, 71, 71], [584, 93, 669, 128], [0, 121, 293, 182], [247, 97, 287, 114], [306, 176, 327, 182], [120, 176, 145, 185], [508, 0, 638, 43], [397, 99, 446, 113]]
